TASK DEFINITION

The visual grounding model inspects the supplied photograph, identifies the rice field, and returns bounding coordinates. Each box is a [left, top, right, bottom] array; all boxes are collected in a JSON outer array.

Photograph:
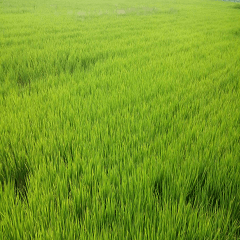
[[0, 0, 240, 239]]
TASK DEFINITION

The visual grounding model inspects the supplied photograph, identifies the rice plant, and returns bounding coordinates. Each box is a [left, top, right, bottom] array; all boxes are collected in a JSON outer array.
[[0, 0, 239, 239]]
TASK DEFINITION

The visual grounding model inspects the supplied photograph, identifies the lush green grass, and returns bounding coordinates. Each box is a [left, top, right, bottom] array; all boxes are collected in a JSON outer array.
[[0, 0, 240, 239]]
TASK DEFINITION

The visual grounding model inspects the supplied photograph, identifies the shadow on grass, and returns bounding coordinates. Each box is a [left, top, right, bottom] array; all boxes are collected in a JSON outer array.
[[185, 164, 208, 206], [0, 151, 31, 203], [233, 28, 240, 37], [184, 163, 240, 237], [153, 169, 179, 206], [0, 50, 109, 94], [14, 161, 30, 203], [232, 4, 240, 9]]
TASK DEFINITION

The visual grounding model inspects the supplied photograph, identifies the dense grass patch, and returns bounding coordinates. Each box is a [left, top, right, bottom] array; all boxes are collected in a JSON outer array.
[[0, 0, 240, 239]]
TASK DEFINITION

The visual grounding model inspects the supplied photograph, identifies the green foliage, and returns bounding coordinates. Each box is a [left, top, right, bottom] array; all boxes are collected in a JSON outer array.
[[0, 0, 240, 238]]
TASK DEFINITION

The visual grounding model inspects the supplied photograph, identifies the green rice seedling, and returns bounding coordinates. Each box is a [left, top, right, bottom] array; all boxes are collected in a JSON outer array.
[[0, 0, 240, 238]]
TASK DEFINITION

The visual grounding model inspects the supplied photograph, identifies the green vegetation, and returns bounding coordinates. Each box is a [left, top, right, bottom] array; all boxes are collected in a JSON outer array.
[[0, 0, 240, 238]]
